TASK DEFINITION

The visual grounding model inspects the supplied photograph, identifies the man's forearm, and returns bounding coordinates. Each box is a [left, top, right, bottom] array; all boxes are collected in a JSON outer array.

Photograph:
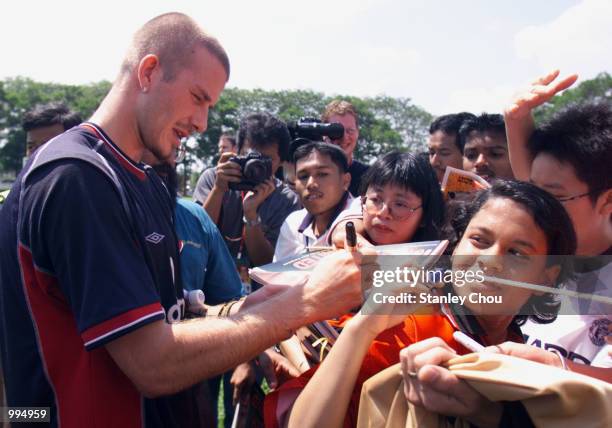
[[107, 285, 314, 398], [244, 224, 274, 266], [505, 115, 535, 181], [202, 186, 225, 224]]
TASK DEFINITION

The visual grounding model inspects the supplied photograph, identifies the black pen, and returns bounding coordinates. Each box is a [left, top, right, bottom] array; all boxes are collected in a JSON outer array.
[[345, 221, 357, 251]]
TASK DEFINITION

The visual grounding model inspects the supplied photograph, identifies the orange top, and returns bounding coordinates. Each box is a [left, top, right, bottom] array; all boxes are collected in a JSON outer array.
[[264, 313, 472, 428]]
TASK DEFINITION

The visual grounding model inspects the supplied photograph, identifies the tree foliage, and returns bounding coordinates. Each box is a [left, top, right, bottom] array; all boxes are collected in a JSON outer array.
[[0, 77, 111, 173], [2, 72, 609, 177], [0, 77, 432, 176], [533, 72, 612, 123]]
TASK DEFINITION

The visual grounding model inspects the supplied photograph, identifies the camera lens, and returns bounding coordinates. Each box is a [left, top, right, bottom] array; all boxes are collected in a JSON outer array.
[[244, 159, 268, 182]]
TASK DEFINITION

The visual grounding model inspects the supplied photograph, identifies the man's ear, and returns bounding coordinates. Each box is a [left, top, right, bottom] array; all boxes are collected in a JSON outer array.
[[595, 188, 612, 244], [137, 54, 161, 93], [342, 172, 351, 191], [596, 188, 612, 215]]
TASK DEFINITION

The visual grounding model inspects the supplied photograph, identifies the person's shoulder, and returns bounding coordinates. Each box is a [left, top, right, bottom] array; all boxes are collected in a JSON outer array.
[[271, 180, 300, 205], [201, 166, 217, 177], [284, 206, 309, 225], [176, 198, 216, 227]]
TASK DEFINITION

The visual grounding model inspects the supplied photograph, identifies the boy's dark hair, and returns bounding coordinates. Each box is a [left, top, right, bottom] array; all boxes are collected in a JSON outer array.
[[22, 102, 82, 132], [457, 113, 506, 152], [237, 113, 291, 162], [293, 141, 349, 173], [360, 151, 444, 242], [429, 112, 476, 151], [445, 180, 577, 324], [528, 102, 612, 203]]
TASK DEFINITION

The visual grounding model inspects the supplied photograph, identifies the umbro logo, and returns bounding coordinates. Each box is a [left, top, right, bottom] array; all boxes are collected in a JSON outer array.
[[145, 232, 165, 244]]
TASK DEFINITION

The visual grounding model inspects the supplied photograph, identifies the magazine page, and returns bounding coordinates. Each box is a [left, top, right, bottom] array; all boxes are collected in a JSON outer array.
[[249, 241, 448, 288], [441, 166, 490, 200]]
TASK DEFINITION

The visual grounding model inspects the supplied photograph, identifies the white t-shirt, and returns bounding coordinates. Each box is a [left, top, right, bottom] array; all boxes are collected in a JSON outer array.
[[273, 194, 354, 261], [522, 261, 612, 367]]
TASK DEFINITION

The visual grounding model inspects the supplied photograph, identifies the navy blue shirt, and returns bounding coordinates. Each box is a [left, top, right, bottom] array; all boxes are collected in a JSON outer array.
[[0, 124, 201, 427]]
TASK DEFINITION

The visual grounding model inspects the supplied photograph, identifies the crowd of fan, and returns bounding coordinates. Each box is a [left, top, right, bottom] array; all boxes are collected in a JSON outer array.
[[0, 12, 610, 428]]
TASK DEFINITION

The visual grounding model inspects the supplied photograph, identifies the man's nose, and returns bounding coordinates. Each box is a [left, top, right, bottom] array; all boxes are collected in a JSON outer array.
[[191, 107, 209, 134], [474, 153, 488, 166]]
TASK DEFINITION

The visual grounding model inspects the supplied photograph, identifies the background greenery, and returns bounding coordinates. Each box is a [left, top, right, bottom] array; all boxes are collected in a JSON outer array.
[[1, 72, 610, 191]]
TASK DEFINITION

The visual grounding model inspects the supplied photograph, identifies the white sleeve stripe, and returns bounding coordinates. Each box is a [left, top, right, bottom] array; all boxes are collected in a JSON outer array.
[[84, 310, 165, 348]]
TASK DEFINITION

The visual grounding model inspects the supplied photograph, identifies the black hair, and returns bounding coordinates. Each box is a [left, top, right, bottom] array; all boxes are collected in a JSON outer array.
[[429, 112, 476, 151], [360, 151, 444, 241], [528, 102, 612, 203], [444, 180, 577, 324], [22, 102, 82, 132], [293, 141, 349, 173], [457, 113, 506, 152], [237, 113, 291, 162], [219, 132, 236, 146]]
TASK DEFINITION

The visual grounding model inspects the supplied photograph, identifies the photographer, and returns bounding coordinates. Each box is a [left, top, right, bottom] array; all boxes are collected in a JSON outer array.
[[193, 112, 300, 267], [322, 100, 369, 196]]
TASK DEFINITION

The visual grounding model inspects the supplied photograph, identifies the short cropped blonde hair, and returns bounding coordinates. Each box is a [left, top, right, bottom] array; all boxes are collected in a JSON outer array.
[[120, 12, 230, 81], [321, 100, 359, 127]]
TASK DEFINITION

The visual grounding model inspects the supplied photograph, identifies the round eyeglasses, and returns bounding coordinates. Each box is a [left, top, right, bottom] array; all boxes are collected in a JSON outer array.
[[361, 195, 422, 220]]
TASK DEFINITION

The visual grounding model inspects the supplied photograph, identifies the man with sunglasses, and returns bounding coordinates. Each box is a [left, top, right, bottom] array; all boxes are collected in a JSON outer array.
[[321, 100, 369, 196]]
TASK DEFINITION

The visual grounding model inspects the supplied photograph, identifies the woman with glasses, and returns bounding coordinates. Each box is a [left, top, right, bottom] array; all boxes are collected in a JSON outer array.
[[358, 151, 444, 246]]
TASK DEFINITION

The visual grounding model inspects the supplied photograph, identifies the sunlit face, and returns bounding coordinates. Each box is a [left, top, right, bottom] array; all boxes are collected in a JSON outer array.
[[136, 46, 227, 165], [26, 124, 65, 156], [428, 130, 463, 182], [241, 140, 281, 175], [295, 151, 350, 216], [218, 137, 235, 156], [452, 198, 557, 315], [325, 114, 359, 162], [362, 184, 423, 245], [462, 131, 513, 182], [531, 153, 611, 256]]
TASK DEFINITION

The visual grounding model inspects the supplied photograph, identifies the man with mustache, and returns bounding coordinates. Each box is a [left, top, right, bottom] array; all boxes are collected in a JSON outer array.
[[459, 113, 514, 182], [274, 142, 352, 261]]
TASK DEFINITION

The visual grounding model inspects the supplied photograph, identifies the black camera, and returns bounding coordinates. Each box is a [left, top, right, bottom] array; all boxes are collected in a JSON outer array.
[[228, 151, 273, 191], [287, 117, 344, 142]]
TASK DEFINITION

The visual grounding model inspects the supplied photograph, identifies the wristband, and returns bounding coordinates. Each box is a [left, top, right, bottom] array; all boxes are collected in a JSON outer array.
[[243, 214, 262, 227]]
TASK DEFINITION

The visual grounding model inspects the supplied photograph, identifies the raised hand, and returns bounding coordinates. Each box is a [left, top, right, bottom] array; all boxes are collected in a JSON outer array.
[[505, 70, 578, 121]]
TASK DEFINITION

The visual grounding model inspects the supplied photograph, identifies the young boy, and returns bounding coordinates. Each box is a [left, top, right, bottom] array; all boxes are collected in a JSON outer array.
[[504, 70, 612, 369], [274, 142, 352, 261], [459, 113, 514, 182]]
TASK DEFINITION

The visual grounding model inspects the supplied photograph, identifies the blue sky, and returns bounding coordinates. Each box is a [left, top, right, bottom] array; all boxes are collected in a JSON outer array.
[[2, 0, 610, 115]]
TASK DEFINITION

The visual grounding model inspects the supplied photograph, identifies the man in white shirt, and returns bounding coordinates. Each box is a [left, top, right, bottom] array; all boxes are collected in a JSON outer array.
[[274, 142, 352, 261]]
